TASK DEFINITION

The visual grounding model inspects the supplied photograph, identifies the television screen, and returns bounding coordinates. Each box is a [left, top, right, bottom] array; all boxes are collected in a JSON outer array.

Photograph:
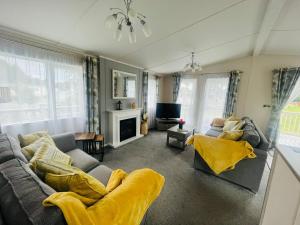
[[156, 103, 181, 119]]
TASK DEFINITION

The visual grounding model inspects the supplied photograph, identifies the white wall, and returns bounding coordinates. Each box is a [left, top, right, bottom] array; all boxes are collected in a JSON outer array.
[[160, 55, 300, 132]]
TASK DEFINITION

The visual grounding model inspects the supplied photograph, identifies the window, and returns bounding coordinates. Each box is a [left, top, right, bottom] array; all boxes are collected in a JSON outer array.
[[177, 74, 229, 132], [0, 48, 85, 136]]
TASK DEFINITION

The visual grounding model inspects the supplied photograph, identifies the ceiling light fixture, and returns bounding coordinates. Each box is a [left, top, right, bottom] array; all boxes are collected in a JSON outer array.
[[184, 52, 202, 72], [105, 0, 152, 43]]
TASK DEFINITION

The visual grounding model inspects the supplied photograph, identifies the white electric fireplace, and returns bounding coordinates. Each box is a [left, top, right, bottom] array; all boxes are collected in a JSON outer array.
[[107, 108, 143, 148]]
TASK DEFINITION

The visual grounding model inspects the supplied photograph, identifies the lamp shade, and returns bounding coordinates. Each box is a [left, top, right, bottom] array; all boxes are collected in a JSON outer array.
[[114, 24, 122, 41], [128, 26, 137, 44]]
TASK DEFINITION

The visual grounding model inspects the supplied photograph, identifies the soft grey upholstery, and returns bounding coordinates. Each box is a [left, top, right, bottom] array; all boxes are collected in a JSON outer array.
[[88, 165, 113, 186], [0, 159, 66, 225], [194, 117, 270, 193], [52, 133, 77, 153], [0, 134, 27, 164], [66, 149, 100, 172]]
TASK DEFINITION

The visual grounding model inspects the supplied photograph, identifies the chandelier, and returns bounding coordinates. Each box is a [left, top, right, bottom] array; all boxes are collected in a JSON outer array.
[[183, 52, 202, 72], [105, 0, 152, 43]]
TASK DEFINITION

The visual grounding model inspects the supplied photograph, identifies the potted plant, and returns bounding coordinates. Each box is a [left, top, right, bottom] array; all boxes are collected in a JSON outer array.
[[178, 118, 186, 130]]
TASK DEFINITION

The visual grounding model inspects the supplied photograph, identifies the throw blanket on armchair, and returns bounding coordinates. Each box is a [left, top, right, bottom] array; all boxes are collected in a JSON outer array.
[[187, 135, 256, 175], [43, 168, 165, 225]]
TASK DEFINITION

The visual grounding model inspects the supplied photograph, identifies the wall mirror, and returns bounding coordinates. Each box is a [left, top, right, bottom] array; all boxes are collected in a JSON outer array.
[[112, 70, 136, 99]]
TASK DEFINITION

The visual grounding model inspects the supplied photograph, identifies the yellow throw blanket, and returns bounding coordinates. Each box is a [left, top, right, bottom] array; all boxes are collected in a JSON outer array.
[[187, 135, 256, 175], [43, 168, 165, 225]]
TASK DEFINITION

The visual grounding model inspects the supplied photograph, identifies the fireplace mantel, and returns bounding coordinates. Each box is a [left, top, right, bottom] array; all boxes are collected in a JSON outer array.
[[107, 108, 143, 148]]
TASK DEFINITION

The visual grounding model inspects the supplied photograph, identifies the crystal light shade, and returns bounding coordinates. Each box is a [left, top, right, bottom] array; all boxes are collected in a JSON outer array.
[[140, 20, 152, 37], [128, 26, 137, 44], [114, 24, 123, 41], [184, 52, 202, 72], [105, 14, 117, 29]]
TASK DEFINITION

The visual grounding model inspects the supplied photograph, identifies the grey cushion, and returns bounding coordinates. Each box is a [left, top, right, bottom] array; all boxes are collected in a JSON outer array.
[[0, 134, 27, 164], [0, 159, 66, 225], [88, 165, 113, 186], [52, 133, 77, 153], [210, 126, 223, 132], [66, 149, 100, 172], [240, 125, 261, 148], [205, 129, 222, 137]]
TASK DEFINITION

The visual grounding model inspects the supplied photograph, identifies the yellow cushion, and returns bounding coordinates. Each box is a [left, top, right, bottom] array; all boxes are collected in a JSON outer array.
[[106, 169, 128, 192], [45, 171, 107, 205], [34, 159, 78, 176], [218, 130, 243, 141], [30, 143, 72, 172], [223, 120, 238, 131], [22, 135, 56, 160], [226, 115, 241, 122], [18, 131, 48, 147], [232, 120, 246, 130]]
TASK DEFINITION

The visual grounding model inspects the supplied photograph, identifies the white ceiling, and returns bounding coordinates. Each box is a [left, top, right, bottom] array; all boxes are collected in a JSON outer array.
[[0, 0, 298, 73]]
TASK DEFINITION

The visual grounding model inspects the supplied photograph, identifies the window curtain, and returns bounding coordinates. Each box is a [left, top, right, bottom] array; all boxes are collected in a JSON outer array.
[[0, 38, 86, 137], [142, 71, 148, 114], [177, 74, 229, 132], [147, 75, 159, 129], [266, 67, 300, 146], [85, 56, 101, 134], [223, 70, 241, 118], [172, 72, 182, 103]]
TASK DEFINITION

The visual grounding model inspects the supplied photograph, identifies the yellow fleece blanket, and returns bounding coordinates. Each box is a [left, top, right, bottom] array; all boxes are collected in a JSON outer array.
[[43, 168, 165, 225], [187, 135, 256, 175]]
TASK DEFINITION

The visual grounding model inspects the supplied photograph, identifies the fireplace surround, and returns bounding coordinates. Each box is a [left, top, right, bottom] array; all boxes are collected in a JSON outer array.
[[107, 108, 143, 148]]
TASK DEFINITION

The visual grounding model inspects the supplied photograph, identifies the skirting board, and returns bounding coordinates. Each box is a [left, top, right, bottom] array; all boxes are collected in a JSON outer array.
[[107, 134, 144, 148]]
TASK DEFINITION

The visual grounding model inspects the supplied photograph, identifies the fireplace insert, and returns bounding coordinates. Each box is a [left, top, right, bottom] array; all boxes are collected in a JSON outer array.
[[120, 117, 136, 142]]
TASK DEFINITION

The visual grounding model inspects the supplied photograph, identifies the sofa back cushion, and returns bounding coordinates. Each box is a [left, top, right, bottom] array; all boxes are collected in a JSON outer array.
[[241, 117, 270, 150], [0, 134, 27, 164], [51, 133, 77, 153], [0, 159, 66, 225]]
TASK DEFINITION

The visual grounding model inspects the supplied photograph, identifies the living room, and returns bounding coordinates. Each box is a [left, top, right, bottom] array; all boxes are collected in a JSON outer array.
[[0, 0, 300, 225]]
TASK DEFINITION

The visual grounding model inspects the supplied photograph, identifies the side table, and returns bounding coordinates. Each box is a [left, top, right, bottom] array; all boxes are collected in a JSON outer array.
[[75, 132, 96, 154]]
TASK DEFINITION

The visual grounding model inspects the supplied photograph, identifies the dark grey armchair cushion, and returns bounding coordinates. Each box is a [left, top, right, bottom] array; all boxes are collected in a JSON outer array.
[[240, 124, 261, 148], [0, 159, 66, 225], [0, 134, 27, 164]]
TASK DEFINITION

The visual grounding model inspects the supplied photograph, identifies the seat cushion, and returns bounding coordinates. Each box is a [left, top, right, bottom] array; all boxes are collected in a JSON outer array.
[[0, 133, 27, 164], [0, 159, 66, 225], [66, 149, 99, 172], [88, 165, 113, 186]]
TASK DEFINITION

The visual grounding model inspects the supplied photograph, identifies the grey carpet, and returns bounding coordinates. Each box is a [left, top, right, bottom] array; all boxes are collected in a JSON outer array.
[[100, 131, 270, 225]]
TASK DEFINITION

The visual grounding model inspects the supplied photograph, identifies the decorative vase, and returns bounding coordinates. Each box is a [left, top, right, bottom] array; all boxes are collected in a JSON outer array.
[[179, 124, 183, 129]]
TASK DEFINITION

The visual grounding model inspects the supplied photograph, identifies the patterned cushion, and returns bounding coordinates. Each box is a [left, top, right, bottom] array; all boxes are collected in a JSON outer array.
[[22, 135, 56, 160], [240, 125, 261, 147], [18, 131, 48, 147], [30, 143, 72, 172]]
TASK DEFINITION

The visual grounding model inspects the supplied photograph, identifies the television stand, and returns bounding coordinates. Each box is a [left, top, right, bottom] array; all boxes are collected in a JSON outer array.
[[156, 118, 179, 131]]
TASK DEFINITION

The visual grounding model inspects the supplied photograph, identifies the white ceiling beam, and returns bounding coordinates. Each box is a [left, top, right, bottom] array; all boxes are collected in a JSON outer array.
[[253, 0, 289, 56]]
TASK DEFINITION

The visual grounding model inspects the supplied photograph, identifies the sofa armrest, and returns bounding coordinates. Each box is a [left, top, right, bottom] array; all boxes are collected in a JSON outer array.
[[52, 133, 76, 153]]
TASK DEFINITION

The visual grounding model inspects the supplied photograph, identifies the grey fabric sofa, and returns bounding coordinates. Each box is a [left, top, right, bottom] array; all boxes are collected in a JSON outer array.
[[0, 132, 148, 225], [194, 117, 270, 193]]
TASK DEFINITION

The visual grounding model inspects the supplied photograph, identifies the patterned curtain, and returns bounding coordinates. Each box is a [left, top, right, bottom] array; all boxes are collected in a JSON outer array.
[[142, 72, 148, 113], [156, 75, 160, 100], [266, 67, 300, 146], [223, 70, 241, 118], [172, 72, 182, 102], [84, 56, 101, 134]]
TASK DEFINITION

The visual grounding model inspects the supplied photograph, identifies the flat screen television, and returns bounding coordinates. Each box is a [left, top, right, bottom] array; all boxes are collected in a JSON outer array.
[[156, 103, 181, 119]]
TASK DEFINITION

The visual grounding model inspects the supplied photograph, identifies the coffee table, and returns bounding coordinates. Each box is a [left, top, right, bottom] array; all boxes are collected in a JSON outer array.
[[167, 126, 192, 150]]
